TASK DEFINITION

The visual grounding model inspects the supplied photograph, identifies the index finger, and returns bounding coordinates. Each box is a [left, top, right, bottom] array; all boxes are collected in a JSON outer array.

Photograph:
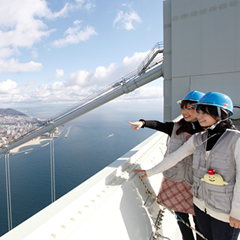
[[134, 169, 145, 173]]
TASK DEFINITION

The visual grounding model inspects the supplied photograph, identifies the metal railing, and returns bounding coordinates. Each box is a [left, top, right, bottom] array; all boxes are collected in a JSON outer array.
[[137, 42, 164, 75]]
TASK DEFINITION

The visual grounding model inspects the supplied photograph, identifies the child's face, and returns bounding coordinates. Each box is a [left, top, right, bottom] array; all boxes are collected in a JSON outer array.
[[180, 103, 197, 122], [196, 109, 217, 127]]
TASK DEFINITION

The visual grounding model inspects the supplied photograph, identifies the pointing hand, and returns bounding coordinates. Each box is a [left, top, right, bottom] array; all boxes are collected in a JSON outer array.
[[128, 121, 143, 130]]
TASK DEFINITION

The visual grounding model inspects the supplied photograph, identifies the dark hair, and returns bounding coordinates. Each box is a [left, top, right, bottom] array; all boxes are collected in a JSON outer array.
[[176, 100, 197, 135], [196, 105, 238, 130], [180, 100, 196, 110], [197, 105, 219, 121], [176, 118, 192, 135]]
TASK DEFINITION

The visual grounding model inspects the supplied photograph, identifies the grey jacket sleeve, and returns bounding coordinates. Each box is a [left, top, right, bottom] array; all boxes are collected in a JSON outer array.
[[230, 138, 240, 220], [146, 135, 196, 177]]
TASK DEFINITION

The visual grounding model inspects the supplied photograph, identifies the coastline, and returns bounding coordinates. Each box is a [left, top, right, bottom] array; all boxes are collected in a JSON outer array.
[[10, 136, 51, 153], [10, 129, 63, 154]]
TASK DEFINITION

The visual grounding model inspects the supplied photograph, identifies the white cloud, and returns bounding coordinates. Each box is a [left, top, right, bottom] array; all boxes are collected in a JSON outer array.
[[0, 59, 42, 73], [113, 5, 141, 30], [0, 0, 54, 49], [92, 63, 116, 82], [52, 81, 64, 90], [0, 0, 96, 47], [0, 0, 96, 73], [123, 52, 148, 67], [75, 0, 96, 12], [54, 69, 64, 79], [48, 3, 73, 19], [0, 47, 20, 59], [118, 85, 163, 102], [0, 50, 163, 112], [65, 70, 91, 87], [53, 20, 97, 48], [56, 50, 159, 105], [0, 79, 19, 94], [84, 2, 96, 12], [31, 48, 38, 59], [61, 51, 150, 89]]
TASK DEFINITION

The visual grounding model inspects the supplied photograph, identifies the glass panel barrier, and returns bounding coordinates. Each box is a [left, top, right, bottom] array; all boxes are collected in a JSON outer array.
[[4, 152, 12, 231], [50, 131, 56, 203], [0, 118, 156, 236], [1, 132, 53, 235]]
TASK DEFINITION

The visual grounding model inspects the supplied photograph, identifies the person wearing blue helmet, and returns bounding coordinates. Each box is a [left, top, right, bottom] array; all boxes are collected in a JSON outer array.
[[135, 92, 240, 240], [180, 90, 208, 104], [129, 90, 205, 240]]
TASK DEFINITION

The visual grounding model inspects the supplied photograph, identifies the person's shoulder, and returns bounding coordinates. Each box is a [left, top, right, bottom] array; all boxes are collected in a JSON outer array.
[[226, 128, 240, 137], [190, 130, 206, 143]]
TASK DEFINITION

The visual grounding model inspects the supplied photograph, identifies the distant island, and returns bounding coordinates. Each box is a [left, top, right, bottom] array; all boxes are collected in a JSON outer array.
[[0, 108, 62, 150]]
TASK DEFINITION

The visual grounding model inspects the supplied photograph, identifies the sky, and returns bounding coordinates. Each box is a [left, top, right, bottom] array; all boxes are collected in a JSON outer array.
[[0, 0, 164, 119]]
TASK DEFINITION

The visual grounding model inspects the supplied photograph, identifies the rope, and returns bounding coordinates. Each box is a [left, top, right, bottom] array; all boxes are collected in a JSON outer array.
[[138, 176, 208, 240], [159, 202, 208, 240], [139, 175, 153, 197]]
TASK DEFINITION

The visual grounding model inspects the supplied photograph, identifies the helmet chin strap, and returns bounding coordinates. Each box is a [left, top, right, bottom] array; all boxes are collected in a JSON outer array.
[[217, 106, 221, 118], [207, 119, 222, 130], [190, 119, 198, 129]]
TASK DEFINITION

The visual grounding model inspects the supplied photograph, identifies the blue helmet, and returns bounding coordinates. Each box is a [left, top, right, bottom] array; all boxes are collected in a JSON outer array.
[[179, 91, 205, 104], [197, 92, 233, 116]]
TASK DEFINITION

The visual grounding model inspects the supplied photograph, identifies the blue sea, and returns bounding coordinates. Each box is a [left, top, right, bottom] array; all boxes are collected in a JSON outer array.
[[0, 112, 161, 236]]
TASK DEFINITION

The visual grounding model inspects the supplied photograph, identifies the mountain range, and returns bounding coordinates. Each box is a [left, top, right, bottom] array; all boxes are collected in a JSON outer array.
[[0, 108, 27, 117]]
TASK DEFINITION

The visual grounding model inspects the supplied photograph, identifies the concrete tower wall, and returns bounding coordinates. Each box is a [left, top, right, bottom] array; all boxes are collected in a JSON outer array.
[[163, 0, 240, 120]]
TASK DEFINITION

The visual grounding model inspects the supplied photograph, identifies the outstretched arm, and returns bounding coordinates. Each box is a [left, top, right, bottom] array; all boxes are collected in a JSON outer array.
[[128, 120, 174, 136], [134, 135, 196, 178]]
